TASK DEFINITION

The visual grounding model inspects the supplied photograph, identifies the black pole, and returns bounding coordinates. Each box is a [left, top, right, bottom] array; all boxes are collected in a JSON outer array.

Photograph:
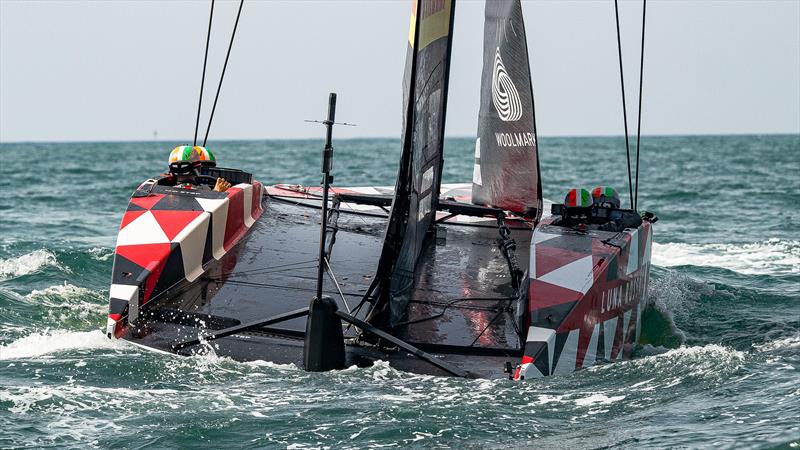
[[633, 0, 647, 211], [316, 93, 337, 302], [614, 0, 634, 210], [193, 0, 214, 146]]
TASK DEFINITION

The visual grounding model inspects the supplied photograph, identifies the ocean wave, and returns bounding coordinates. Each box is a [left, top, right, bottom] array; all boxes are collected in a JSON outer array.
[[0, 329, 120, 360], [593, 343, 746, 386], [0, 249, 63, 280], [87, 246, 114, 261], [753, 334, 800, 353], [652, 239, 800, 275]]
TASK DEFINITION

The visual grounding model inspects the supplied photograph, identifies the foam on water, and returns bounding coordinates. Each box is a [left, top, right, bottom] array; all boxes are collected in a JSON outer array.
[[652, 239, 800, 275], [0, 329, 120, 360], [0, 249, 61, 280]]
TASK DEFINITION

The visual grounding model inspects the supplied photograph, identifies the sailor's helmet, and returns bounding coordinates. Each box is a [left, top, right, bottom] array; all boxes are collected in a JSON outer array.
[[564, 188, 592, 207], [168, 145, 216, 167], [591, 186, 621, 208]]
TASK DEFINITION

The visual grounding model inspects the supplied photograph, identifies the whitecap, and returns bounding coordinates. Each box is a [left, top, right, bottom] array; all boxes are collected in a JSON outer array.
[[574, 393, 625, 406], [0, 249, 62, 280], [0, 329, 121, 360], [753, 334, 800, 353], [652, 239, 800, 275]]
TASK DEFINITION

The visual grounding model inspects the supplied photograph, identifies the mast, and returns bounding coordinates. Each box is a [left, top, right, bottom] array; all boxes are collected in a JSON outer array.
[[368, 0, 456, 328]]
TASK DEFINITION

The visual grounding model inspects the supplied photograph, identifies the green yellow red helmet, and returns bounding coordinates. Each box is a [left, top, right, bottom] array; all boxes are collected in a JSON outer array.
[[565, 188, 592, 207], [591, 186, 621, 208], [168, 145, 216, 166]]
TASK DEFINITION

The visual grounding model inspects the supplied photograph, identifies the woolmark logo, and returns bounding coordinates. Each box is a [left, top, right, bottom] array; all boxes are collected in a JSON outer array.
[[491, 47, 522, 122]]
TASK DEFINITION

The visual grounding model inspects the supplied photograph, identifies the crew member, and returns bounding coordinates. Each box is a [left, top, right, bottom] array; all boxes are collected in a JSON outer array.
[[168, 145, 231, 192]]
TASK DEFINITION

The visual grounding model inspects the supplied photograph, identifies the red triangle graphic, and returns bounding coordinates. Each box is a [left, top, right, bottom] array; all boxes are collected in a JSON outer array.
[[130, 194, 165, 211], [115, 243, 172, 270], [150, 210, 203, 241], [536, 247, 590, 278], [529, 279, 583, 310], [119, 210, 146, 230]]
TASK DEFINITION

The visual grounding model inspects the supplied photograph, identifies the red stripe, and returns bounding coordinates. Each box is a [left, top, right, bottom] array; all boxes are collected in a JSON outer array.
[[223, 187, 246, 251]]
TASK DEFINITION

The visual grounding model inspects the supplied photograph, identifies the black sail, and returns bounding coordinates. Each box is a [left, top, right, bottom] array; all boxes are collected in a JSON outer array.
[[370, 0, 456, 327], [471, 0, 541, 217]]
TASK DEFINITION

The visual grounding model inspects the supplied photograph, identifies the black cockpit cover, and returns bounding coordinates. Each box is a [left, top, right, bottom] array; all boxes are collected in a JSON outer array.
[[471, 0, 542, 217], [372, 0, 455, 327]]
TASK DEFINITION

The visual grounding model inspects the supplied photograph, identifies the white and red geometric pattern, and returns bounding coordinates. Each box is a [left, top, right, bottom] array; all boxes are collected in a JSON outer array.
[[516, 219, 653, 379], [107, 181, 264, 338]]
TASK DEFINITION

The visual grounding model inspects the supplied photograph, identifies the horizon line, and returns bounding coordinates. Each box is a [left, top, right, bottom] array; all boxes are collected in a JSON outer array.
[[1, 131, 798, 145]]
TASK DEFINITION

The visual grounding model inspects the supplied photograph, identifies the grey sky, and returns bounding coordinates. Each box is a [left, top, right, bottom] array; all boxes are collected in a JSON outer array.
[[1, 0, 798, 142]]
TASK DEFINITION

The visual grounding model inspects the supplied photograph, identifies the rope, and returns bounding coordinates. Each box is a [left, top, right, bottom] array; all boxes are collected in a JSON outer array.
[[202, 0, 244, 147], [634, 0, 647, 211], [614, 0, 634, 210], [193, 0, 214, 146]]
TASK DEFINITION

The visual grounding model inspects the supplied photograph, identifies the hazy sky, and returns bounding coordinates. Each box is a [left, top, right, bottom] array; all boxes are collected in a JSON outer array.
[[1, 0, 798, 142]]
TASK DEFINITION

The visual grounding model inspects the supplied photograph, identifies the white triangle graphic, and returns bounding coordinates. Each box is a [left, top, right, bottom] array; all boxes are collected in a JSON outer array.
[[622, 309, 632, 348], [582, 323, 600, 369], [537, 255, 595, 294], [116, 211, 169, 246], [526, 326, 556, 375], [553, 329, 580, 375]]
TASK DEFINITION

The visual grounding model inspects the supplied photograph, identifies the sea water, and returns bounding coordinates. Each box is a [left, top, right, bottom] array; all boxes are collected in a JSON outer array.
[[0, 135, 797, 448]]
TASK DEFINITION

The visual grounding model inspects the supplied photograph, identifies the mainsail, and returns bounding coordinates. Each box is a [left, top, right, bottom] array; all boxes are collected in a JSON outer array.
[[371, 0, 456, 327], [471, 0, 541, 217]]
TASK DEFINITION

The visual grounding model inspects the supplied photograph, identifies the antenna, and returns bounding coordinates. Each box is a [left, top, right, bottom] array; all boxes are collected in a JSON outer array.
[[309, 93, 353, 301]]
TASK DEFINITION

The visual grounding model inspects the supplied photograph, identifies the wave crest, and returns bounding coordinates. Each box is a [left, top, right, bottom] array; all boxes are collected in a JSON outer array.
[[652, 239, 799, 275], [0, 249, 61, 280]]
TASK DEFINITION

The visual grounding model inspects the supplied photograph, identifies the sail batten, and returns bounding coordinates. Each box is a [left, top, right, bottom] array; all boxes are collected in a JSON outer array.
[[472, 0, 541, 217], [370, 0, 456, 328]]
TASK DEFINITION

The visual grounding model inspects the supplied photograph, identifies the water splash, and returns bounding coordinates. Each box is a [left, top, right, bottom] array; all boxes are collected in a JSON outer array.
[[0, 329, 121, 360]]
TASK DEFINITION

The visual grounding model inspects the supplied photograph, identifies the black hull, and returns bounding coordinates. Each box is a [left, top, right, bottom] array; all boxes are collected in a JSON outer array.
[[118, 190, 529, 379]]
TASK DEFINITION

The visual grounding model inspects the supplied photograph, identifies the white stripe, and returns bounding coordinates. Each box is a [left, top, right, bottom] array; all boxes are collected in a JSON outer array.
[[626, 228, 640, 275], [109, 284, 138, 302], [173, 213, 210, 282], [234, 184, 255, 228], [472, 138, 482, 185], [603, 316, 618, 361], [196, 197, 229, 260]]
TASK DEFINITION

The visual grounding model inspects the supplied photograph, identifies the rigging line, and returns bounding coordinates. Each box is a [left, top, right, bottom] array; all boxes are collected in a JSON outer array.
[[614, 0, 635, 210], [203, 278, 363, 297], [193, 0, 214, 146], [202, 0, 244, 147], [207, 261, 317, 278], [467, 307, 509, 350], [221, 260, 318, 277], [324, 257, 351, 313], [633, 0, 647, 211]]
